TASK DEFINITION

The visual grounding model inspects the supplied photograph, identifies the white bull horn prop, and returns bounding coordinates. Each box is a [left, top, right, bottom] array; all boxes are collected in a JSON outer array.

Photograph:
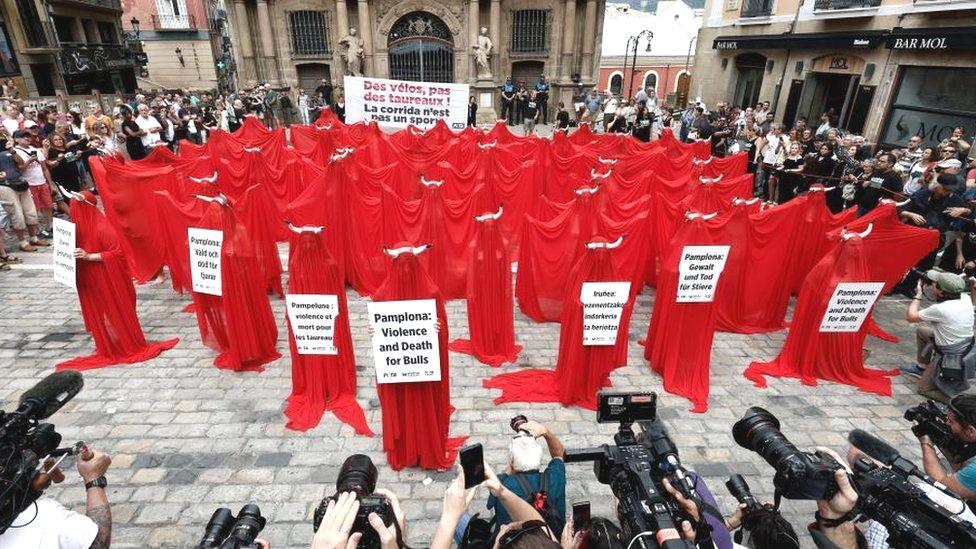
[[384, 244, 432, 258], [732, 197, 761, 206], [288, 224, 324, 234], [700, 174, 724, 184], [474, 206, 503, 222], [189, 172, 218, 184], [590, 168, 612, 181], [586, 236, 624, 249], [685, 211, 719, 221], [575, 185, 600, 196], [693, 156, 713, 165], [598, 157, 618, 165], [841, 223, 873, 241], [243, 146, 261, 153], [420, 176, 444, 187], [478, 140, 497, 149]]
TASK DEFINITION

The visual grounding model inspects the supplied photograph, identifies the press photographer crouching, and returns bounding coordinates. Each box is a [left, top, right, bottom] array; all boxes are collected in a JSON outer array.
[[0, 371, 114, 549], [904, 270, 976, 403], [487, 417, 567, 533]]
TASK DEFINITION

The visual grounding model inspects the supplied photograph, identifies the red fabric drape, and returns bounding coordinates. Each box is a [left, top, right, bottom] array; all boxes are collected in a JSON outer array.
[[284, 231, 372, 434], [484, 243, 634, 410], [449, 216, 522, 366], [644, 216, 731, 413], [744, 206, 938, 394], [56, 192, 178, 371], [372, 251, 466, 470], [190, 201, 281, 372]]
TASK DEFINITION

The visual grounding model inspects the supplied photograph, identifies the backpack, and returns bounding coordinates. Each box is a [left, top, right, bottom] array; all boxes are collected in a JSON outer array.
[[512, 472, 563, 534]]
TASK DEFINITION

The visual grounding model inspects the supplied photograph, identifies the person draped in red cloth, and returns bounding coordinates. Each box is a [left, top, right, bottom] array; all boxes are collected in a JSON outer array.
[[372, 243, 466, 470], [191, 195, 280, 372], [449, 207, 522, 366], [644, 212, 729, 413], [484, 236, 633, 410], [745, 209, 938, 394], [56, 190, 179, 371], [284, 225, 372, 434]]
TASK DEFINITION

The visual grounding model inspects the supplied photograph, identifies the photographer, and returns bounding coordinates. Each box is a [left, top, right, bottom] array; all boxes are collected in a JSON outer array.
[[488, 419, 566, 533], [904, 271, 975, 402], [311, 491, 405, 549], [433, 464, 561, 549], [0, 446, 112, 549], [916, 395, 976, 502]]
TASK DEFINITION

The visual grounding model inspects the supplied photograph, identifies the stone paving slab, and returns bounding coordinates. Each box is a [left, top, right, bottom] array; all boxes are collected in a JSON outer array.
[[0, 243, 931, 548]]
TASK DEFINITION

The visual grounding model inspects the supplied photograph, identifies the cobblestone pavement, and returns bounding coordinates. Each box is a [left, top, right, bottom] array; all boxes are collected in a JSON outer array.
[[0, 242, 929, 548]]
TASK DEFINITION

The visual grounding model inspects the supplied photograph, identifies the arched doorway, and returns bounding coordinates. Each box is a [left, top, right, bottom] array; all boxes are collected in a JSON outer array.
[[732, 53, 766, 109], [387, 11, 454, 83]]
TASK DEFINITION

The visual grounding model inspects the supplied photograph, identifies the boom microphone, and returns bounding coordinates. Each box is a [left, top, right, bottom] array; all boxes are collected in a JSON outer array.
[[848, 429, 901, 465], [16, 371, 84, 420]]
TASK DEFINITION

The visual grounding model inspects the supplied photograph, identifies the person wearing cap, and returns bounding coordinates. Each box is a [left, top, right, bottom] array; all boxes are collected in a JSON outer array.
[[936, 157, 965, 189], [905, 270, 975, 402], [534, 75, 549, 124]]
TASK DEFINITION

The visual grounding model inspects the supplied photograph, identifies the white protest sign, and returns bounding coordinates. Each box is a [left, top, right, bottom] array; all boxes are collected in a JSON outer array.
[[676, 245, 731, 303], [286, 294, 340, 355], [188, 227, 223, 296], [581, 282, 631, 346], [367, 299, 441, 384], [344, 76, 469, 130], [52, 218, 76, 289], [819, 282, 885, 333]]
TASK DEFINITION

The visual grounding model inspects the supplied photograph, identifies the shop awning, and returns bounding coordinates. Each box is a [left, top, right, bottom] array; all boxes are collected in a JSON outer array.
[[712, 30, 888, 51], [885, 27, 976, 50]]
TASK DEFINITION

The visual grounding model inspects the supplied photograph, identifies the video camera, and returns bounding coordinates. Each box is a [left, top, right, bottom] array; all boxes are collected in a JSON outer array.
[[734, 406, 976, 548], [313, 454, 396, 549], [196, 504, 266, 548], [0, 371, 84, 534], [565, 391, 698, 549], [905, 400, 976, 462]]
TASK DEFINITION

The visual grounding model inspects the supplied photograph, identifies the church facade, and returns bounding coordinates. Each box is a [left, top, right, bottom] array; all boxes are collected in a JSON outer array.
[[226, 0, 607, 105]]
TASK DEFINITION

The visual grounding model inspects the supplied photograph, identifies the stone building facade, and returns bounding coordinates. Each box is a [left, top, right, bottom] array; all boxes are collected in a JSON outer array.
[[226, 0, 606, 106], [691, 0, 976, 151]]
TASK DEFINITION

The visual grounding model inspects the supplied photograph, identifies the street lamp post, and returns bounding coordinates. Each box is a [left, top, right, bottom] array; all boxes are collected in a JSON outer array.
[[625, 30, 653, 100]]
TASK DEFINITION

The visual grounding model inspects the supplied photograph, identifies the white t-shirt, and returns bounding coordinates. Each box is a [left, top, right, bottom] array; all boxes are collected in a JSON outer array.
[[13, 146, 46, 186], [0, 497, 98, 549], [761, 133, 783, 165], [919, 296, 975, 347], [135, 115, 161, 148]]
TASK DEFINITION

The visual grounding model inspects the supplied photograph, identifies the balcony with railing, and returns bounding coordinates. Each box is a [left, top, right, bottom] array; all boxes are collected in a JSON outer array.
[[50, 0, 122, 12], [813, 0, 882, 10], [740, 0, 774, 18], [152, 13, 196, 30]]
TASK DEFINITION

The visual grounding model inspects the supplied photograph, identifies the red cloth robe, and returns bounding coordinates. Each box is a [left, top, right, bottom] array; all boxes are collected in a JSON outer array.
[[191, 201, 281, 372], [284, 230, 372, 434], [484, 241, 634, 410], [56, 192, 179, 371], [744, 206, 938, 394], [372, 250, 466, 470], [449, 216, 522, 366], [644, 215, 731, 413]]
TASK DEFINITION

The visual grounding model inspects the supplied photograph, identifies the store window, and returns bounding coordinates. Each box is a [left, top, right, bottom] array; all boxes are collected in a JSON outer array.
[[880, 66, 976, 150]]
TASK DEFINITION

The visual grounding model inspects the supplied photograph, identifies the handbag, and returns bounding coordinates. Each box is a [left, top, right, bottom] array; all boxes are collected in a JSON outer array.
[[1, 178, 28, 192]]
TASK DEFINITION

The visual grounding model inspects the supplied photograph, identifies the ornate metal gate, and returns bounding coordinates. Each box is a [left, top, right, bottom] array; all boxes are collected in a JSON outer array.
[[387, 12, 454, 83]]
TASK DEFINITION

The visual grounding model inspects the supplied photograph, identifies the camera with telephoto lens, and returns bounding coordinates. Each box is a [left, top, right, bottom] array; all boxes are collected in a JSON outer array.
[[732, 407, 843, 501], [0, 371, 84, 534], [195, 504, 266, 548], [312, 454, 396, 549], [905, 400, 976, 462], [510, 415, 530, 436], [565, 391, 699, 549], [725, 475, 799, 549]]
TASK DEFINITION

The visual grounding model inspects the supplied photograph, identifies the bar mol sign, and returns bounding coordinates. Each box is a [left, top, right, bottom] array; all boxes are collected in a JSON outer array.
[[891, 37, 948, 50]]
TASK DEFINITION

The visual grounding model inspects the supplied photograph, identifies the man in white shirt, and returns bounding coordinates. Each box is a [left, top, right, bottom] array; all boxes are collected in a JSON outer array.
[[906, 270, 976, 401], [135, 104, 161, 150], [12, 130, 52, 237], [0, 446, 113, 549], [2, 104, 20, 135]]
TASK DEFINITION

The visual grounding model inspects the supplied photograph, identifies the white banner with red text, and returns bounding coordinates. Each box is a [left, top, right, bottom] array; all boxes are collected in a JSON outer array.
[[343, 76, 469, 130]]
